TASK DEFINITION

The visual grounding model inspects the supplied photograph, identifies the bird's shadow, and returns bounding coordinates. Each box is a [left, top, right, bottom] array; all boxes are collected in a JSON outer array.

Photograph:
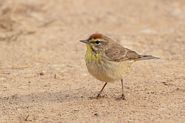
[[0, 88, 97, 105]]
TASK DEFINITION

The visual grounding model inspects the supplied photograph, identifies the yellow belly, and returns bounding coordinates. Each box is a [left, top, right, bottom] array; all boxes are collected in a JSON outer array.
[[86, 55, 133, 82]]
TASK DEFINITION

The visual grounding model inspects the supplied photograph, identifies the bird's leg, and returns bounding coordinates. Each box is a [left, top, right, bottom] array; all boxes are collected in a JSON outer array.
[[97, 82, 107, 98], [120, 79, 126, 100]]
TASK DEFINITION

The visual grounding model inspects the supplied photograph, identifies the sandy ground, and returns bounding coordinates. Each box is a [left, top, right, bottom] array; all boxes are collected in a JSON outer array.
[[0, 0, 185, 123]]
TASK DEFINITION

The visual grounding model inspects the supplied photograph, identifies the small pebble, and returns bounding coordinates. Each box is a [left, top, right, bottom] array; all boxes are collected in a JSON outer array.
[[39, 72, 44, 76], [94, 113, 98, 116]]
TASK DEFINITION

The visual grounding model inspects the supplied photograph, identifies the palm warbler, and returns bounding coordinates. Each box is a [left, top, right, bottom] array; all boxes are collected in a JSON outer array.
[[80, 33, 159, 100]]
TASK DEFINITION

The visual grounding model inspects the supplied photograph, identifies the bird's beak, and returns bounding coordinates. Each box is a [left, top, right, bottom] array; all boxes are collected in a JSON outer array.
[[80, 40, 89, 44]]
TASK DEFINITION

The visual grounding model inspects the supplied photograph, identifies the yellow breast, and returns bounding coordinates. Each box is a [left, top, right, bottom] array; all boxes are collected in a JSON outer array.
[[85, 45, 101, 63], [85, 45, 133, 82]]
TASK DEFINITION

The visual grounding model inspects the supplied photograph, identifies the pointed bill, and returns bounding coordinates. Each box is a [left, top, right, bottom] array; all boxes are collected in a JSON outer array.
[[80, 40, 89, 44]]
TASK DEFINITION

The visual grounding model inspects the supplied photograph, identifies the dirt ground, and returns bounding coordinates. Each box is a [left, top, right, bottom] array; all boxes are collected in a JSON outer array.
[[0, 0, 185, 123]]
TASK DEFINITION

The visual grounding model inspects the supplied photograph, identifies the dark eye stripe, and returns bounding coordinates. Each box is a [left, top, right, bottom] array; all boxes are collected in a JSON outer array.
[[95, 40, 101, 44]]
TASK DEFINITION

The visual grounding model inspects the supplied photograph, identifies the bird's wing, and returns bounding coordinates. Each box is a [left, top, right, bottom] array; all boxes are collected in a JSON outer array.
[[104, 43, 141, 62]]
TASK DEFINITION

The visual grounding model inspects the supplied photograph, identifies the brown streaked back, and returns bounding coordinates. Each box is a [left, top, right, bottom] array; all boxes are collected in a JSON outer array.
[[104, 43, 141, 62]]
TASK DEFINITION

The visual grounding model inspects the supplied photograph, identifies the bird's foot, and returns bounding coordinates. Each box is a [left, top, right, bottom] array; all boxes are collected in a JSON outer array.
[[116, 94, 126, 100], [89, 94, 105, 100], [96, 93, 101, 99]]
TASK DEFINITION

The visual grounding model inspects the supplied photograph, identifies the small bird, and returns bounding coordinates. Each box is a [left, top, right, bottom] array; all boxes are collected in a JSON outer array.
[[80, 33, 159, 100]]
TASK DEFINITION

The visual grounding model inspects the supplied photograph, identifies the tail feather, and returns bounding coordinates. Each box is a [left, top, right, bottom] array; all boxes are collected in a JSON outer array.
[[137, 55, 159, 60]]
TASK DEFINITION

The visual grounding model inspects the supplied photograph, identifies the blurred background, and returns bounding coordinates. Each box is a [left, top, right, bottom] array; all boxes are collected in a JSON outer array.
[[0, 0, 185, 122]]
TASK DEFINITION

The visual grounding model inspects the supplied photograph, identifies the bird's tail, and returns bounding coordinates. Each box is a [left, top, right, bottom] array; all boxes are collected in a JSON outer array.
[[137, 55, 159, 61]]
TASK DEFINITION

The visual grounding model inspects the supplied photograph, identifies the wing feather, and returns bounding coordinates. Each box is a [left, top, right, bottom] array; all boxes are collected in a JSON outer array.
[[104, 43, 140, 62]]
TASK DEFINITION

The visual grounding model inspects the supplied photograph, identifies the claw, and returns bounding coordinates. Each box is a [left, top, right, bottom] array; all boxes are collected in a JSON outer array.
[[116, 94, 126, 100], [96, 94, 101, 99]]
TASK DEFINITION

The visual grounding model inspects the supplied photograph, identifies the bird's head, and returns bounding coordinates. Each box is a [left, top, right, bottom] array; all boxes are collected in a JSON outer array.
[[80, 33, 111, 53]]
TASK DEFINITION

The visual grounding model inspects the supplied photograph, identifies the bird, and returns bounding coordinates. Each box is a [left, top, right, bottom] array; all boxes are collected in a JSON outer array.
[[80, 33, 159, 100]]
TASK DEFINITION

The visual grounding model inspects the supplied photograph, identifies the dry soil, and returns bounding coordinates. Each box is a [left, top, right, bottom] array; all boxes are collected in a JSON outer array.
[[0, 0, 185, 123]]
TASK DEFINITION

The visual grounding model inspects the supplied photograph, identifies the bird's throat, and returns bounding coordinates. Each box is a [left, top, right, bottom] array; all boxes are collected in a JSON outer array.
[[85, 45, 101, 62]]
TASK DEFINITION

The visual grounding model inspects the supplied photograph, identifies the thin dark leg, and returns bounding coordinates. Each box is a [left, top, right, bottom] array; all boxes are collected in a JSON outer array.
[[121, 79, 126, 100], [97, 82, 107, 98]]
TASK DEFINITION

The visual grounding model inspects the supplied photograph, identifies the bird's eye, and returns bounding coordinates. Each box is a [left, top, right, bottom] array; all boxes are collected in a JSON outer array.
[[95, 40, 101, 45]]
